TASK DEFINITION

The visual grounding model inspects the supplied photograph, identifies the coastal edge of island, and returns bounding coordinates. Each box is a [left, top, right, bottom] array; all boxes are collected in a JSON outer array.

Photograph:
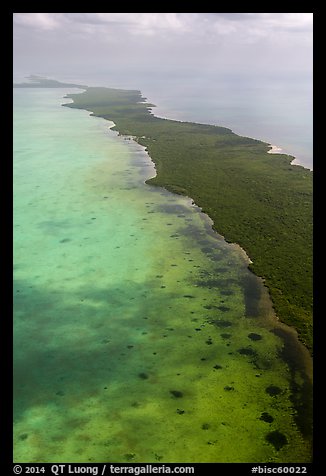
[[13, 76, 313, 357]]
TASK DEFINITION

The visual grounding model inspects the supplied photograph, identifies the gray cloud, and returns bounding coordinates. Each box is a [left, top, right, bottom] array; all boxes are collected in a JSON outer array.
[[13, 12, 313, 37], [13, 13, 313, 84]]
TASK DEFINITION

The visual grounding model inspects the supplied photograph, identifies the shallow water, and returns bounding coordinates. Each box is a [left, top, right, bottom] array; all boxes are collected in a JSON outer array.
[[13, 88, 312, 463]]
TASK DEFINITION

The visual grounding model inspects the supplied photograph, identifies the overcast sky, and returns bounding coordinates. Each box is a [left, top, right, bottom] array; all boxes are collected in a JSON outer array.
[[13, 13, 313, 84]]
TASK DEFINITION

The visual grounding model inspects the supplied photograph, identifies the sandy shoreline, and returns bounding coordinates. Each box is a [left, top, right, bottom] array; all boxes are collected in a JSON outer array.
[[267, 143, 313, 171], [267, 144, 283, 154]]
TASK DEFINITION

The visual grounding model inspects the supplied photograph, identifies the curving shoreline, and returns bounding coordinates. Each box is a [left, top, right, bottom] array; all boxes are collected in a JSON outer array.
[[60, 84, 312, 353], [13, 77, 312, 352]]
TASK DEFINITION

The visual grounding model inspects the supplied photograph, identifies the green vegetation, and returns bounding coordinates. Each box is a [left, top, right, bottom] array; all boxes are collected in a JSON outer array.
[[63, 86, 312, 351]]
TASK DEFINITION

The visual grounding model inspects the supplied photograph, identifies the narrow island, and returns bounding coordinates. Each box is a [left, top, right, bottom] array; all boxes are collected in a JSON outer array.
[[14, 77, 313, 352]]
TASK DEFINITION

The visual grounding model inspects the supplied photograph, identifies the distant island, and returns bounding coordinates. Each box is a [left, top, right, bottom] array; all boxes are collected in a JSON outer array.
[[14, 77, 313, 351], [13, 74, 87, 89]]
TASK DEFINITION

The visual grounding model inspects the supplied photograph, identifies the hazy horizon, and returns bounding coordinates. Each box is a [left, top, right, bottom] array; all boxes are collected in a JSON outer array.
[[13, 13, 313, 168]]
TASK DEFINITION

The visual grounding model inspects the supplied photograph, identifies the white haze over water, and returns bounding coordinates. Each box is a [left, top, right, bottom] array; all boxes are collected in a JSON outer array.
[[13, 12, 313, 169]]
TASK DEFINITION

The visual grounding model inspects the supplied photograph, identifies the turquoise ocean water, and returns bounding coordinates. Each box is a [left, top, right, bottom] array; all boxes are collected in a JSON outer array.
[[13, 88, 312, 462]]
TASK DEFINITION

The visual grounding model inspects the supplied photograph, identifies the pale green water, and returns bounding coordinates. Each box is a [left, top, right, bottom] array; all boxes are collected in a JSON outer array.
[[13, 88, 312, 463]]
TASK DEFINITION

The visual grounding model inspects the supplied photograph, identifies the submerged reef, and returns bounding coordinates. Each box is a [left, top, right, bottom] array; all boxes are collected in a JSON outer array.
[[63, 85, 312, 351]]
